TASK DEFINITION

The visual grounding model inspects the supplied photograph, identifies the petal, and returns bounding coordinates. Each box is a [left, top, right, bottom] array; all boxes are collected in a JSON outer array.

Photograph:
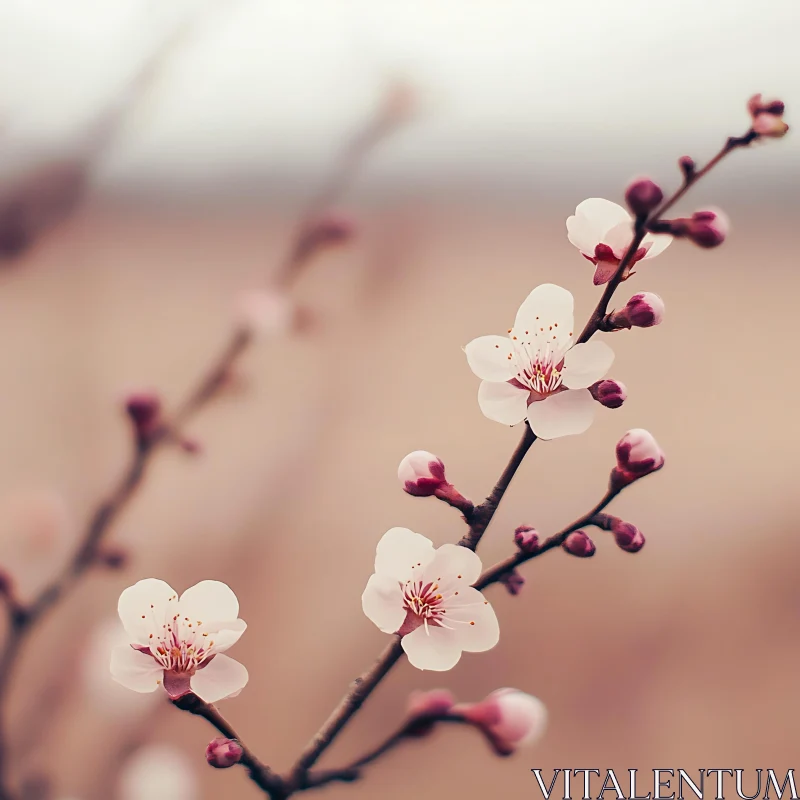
[[526, 389, 595, 440], [592, 261, 619, 286], [561, 341, 615, 389], [575, 198, 631, 239], [374, 527, 436, 581], [422, 544, 483, 586], [464, 336, 516, 382], [190, 654, 249, 703], [110, 645, 163, 694], [477, 381, 529, 426], [362, 573, 405, 633], [204, 619, 247, 654], [603, 219, 636, 258], [444, 588, 500, 653], [179, 580, 239, 623], [641, 232, 672, 259], [118, 579, 177, 646], [513, 283, 574, 341], [566, 213, 597, 255], [402, 625, 462, 672]]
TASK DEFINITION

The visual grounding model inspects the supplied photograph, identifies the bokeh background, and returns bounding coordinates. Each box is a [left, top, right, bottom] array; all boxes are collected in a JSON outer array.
[[0, 1, 799, 798]]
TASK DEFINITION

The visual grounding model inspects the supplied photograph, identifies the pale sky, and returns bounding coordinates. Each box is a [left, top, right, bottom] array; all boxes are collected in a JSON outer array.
[[0, 0, 797, 196]]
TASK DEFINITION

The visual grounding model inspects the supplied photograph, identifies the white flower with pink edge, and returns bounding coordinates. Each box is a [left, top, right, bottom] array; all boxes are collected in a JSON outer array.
[[111, 579, 248, 704], [567, 198, 672, 285], [465, 284, 614, 439], [362, 527, 499, 671]]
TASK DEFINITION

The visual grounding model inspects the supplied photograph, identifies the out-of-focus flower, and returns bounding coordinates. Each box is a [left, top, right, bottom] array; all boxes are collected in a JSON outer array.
[[118, 745, 198, 800], [398, 451, 447, 497], [465, 284, 614, 439], [624, 178, 663, 218], [612, 428, 665, 489], [455, 689, 547, 756], [589, 379, 627, 409], [567, 198, 672, 285], [407, 688, 456, 719], [111, 579, 248, 703], [0, 488, 74, 601], [562, 531, 596, 558], [361, 527, 499, 671], [513, 526, 539, 554], [235, 289, 294, 339], [748, 94, 789, 138], [206, 738, 244, 769]]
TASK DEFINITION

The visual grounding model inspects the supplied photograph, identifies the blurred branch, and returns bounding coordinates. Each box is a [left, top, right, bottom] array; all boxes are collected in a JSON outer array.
[[0, 81, 408, 800]]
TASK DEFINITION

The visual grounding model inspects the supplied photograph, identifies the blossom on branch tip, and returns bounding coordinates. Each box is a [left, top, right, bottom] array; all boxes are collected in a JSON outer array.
[[398, 451, 447, 497], [589, 379, 627, 409], [566, 198, 672, 285], [562, 530, 596, 558], [454, 689, 547, 756], [612, 428, 665, 489], [111, 579, 248, 703], [513, 525, 539, 554], [625, 178, 663, 218], [361, 528, 499, 671], [206, 738, 243, 769], [465, 284, 615, 439], [235, 289, 294, 339], [748, 94, 789, 138]]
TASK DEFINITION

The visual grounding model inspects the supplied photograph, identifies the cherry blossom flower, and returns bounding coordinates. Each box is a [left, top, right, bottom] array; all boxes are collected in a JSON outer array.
[[361, 528, 499, 671], [567, 198, 672, 285], [465, 284, 615, 439], [111, 579, 248, 703]]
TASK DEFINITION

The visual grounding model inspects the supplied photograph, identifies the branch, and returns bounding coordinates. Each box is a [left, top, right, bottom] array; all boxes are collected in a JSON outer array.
[[173, 694, 286, 798]]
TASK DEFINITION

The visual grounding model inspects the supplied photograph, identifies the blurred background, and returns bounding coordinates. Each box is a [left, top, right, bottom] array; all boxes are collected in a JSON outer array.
[[0, 0, 798, 798]]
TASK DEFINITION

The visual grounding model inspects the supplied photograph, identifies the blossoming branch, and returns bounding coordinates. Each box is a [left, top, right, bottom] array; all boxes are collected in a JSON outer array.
[[104, 95, 788, 799]]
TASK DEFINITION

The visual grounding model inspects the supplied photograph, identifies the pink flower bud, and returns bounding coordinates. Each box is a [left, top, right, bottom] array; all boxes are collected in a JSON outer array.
[[205, 738, 243, 769], [499, 569, 525, 596], [397, 451, 447, 497], [406, 689, 455, 737], [513, 525, 539, 554], [678, 155, 696, 180], [456, 689, 547, 756], [748, 94, 789, 138], [235, 289, 294, 339], [623, 292, 665, 328], [611, 520, 645, 553], [124, 392, 162, 445], [684, 209, 729, 248], [625, 178, 663, 217], [612, 428, 665, 489], [562, 530, 596, 558], [589, 379, 627, 409]]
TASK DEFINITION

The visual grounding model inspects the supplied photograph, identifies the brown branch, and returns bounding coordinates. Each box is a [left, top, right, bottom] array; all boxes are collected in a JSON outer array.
[[173, 694, 287, 798]]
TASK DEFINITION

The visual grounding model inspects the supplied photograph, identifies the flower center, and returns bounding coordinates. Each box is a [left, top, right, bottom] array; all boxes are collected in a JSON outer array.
[[509, 338, 566, 397], [402, 580, 446, 627], [140, 604, 215, 674]]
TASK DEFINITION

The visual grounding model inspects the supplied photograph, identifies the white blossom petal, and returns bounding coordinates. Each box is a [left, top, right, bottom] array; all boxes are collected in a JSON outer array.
[[464, 336, 516, 382], [401, 626, 462, 671], [362, 573, 405, 633], [513, 284, 574, 342], [190, 654, 249, 703], [526, 389, 595, 439], [477, 381, 529, 426], [422, 544, 482, 586], [178, 580, 239, 623], [118, 579, 177, 646], [561, 341, 615, 389], [444, 587, 500, 653], [641, 232, 673, 259], [203, 619, 247, 654], [574, 198, 631, 238], [110, 645, 162, 694], [566, 212, 597, 255], [603, 219, 636, 258], [374, 527, 436, 581]]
